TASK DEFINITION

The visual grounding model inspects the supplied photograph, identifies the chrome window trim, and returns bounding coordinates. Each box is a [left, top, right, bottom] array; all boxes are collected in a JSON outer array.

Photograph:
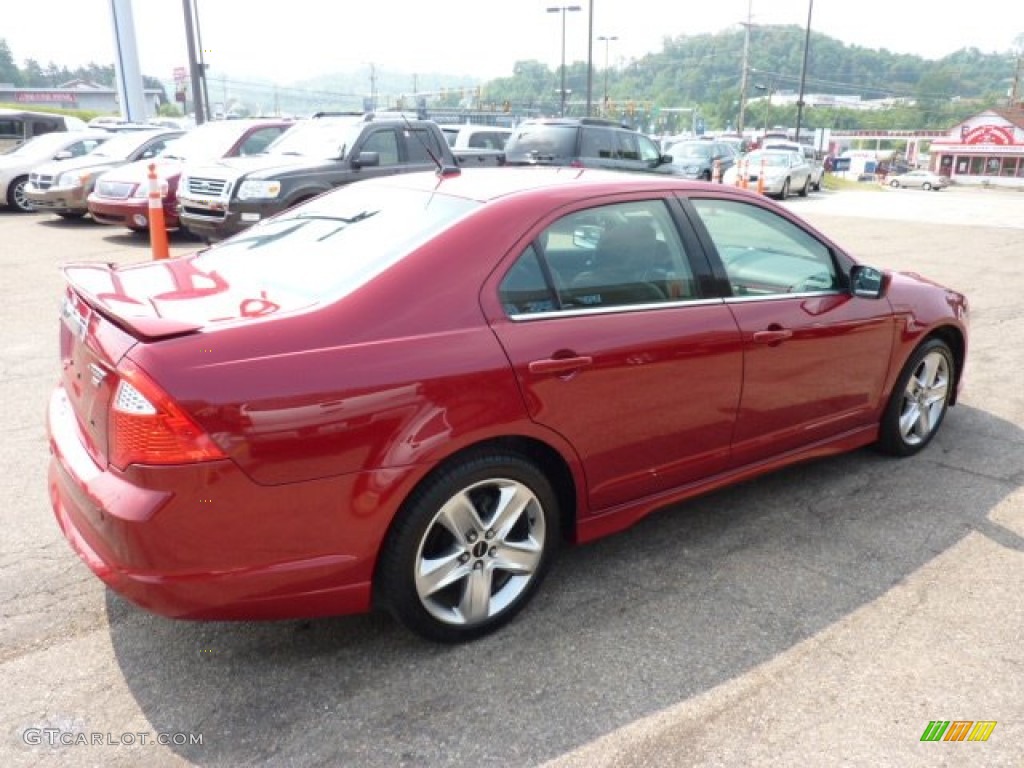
[[506, 297, 726, 322], [722, 289, 843, 304]]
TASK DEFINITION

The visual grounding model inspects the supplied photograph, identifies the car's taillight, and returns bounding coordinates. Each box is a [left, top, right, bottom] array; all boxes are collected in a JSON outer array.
[[109, 359, 226, 470]]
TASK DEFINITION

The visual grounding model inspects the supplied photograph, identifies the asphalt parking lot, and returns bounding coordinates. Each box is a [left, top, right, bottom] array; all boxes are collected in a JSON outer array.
[[1, 184, 1022, 767]]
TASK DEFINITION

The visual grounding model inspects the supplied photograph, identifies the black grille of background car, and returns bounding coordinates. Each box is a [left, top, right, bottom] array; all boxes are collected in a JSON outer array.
[[185, 177, 230, 197], [29, 173, 54, 190]]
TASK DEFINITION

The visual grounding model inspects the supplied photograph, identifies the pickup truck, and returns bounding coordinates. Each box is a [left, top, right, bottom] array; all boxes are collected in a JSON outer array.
[[442, 124, 511, 167], [177, 113, 459, 241]]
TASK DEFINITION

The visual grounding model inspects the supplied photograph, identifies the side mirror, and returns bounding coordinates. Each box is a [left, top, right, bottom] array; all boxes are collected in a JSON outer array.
[[352, 151, 380, 169], [851, 265, 885, 299]]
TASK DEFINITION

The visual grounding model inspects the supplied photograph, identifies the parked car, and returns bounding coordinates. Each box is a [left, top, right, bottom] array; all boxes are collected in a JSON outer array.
[[87, 118, 292, 231], [665, 139, 737, 181], [761, 139, 825, 191], [177, 114, 457, 241], [24, 128, 184, 219], [887, 170, 950, 191], [48, 168, 968, 643], [723, 149, 815, 198], [0, 108, 89, 153], [442, 124, 511, 166], [503, 117, 674, 174], [0, 130, 111, 212]]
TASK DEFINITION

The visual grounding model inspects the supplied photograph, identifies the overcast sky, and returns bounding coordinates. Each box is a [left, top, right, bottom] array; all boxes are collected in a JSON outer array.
[[4, 0, 1023, 86]]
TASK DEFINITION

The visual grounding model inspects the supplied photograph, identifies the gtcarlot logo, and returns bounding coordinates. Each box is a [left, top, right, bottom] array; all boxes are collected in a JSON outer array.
[[22, 727, 203, 747], [920, 720, 997, 742]]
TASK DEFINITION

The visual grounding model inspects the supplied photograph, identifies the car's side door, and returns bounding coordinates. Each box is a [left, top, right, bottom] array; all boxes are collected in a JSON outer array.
[[684, 196, 897, 467], [486, 196, 744, 512]]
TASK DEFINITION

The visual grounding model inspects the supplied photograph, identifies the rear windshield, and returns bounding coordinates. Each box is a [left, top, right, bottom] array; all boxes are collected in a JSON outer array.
[[193, 185, 479, 302], [505, 125, 577, 160]]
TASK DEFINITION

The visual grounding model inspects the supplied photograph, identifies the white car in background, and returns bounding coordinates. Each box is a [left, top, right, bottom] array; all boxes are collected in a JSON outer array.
[[723, 149, 814, 199], [0, 130, 111, 212], [762, 139, 825, 191]]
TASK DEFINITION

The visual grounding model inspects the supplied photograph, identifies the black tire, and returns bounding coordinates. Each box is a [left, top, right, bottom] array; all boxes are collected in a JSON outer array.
[[777, 179, 790, 199], [876, 338, 954, 457], [922, 182, 932, 191], [890, 180, 900, 188], [6, 175, 33, 212], [377, 451, 559, 642], [798, 176, 810, 197], [57, 211, 86, 220]]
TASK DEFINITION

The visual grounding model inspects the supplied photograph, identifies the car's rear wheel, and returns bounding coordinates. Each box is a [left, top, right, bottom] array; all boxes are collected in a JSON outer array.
[[876, 338, 954, 457], [6, 175, 33, 212], [378, 451, 558, 642], [922, 182, 933, 191], [890, 180, 900, 188]]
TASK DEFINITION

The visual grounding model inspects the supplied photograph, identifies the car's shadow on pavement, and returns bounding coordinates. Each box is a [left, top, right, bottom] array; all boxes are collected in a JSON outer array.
[[106, 403, 1024, 767]]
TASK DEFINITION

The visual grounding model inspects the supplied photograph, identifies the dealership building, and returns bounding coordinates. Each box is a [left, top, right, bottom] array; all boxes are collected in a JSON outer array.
[[0, 80, 163, 118], [929, 108, 1024, 186]]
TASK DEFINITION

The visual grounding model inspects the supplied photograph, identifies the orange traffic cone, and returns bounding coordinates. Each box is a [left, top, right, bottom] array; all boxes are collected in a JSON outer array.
[[756, 156, 766, 195], [147, 163, 169, 260]]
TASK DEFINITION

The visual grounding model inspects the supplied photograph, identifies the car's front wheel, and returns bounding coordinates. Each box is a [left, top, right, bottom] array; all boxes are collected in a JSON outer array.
[[777, 178, 790, 199], [876, 338, 954, 457], [6, 175, 33, 212], [890, 180, 900, 188], [922, 182, 933, 191], [378, 451, 559, 642]]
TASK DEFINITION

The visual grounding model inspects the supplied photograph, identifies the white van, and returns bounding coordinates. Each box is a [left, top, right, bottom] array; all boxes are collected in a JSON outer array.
[[762, 139, 825, 191], [0, 109, 88, 153]]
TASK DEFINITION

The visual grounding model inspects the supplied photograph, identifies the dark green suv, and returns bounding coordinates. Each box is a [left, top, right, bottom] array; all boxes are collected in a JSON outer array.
[[503, 118, 673, 174]]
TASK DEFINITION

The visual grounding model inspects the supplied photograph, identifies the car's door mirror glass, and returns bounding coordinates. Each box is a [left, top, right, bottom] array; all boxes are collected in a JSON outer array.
[[851, 265, 884, 298]]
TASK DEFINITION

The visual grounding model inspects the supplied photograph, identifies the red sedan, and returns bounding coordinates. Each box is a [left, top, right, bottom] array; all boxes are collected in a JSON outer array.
[[49, 168, 968, 642], [86, 118, 291, 231]]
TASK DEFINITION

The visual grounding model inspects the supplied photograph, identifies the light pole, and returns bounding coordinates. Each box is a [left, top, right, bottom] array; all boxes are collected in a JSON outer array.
[[547, 5, 581, 117], [598, 35, 617, 115], [755, 81, 774, 135]]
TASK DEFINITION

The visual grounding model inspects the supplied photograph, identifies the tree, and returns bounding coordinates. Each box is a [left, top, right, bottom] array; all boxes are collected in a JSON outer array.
[[0, 39, 21, 86]]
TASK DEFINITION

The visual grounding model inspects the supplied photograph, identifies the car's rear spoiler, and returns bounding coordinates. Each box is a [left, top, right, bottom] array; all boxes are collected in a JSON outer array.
[[61, 262, 204, 342]]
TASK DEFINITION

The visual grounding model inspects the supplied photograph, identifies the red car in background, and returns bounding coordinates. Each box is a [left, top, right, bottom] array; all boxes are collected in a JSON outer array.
[[49, 168, 968, 643], [87, 118, 291, 231]]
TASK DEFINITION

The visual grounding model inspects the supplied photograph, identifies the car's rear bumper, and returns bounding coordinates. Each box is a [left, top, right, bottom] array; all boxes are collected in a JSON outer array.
[[47, 387, 375, 620]]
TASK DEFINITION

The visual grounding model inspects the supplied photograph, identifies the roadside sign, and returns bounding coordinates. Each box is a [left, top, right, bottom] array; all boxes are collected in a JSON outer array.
[[173, 67, 188, 83]]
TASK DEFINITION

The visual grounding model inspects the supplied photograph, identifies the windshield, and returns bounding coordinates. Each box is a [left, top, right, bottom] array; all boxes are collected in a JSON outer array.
[[4, 132, 93, 159], [263, 118, 365, 159], [669, 143, 712, 160], [505, 125, 576, 158], [89, 131, 163, 160], [160, 122, 267, 162], [745, 152, 793, 168], [190, 184, 479, 306]]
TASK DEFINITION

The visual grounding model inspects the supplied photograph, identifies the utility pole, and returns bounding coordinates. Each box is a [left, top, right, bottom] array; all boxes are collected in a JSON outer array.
[[737, 0, 752, 135], [585, 0, 594, 117], [369, 63, 377, 112], [795, 0, 814, 142], [181, 0, 205, 123]]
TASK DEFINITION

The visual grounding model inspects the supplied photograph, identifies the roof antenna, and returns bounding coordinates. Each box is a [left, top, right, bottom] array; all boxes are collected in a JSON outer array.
[[400, 112, 460, 178]]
